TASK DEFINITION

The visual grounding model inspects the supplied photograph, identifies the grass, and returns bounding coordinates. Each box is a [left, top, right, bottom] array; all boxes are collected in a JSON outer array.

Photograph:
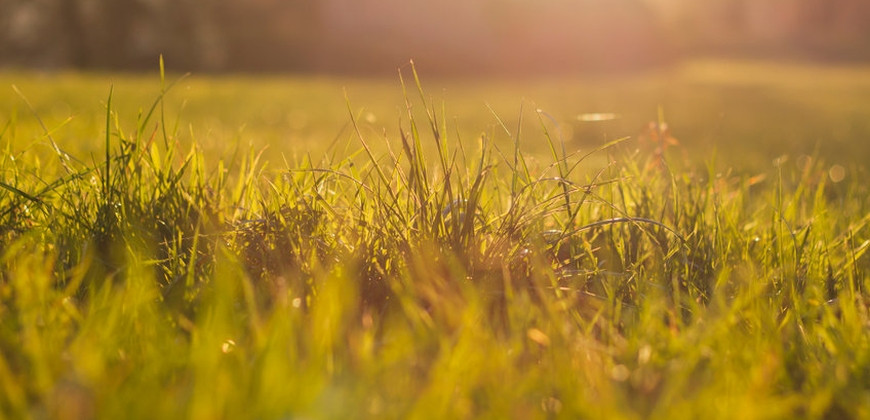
[[5, 58, 870, 170], [1, 60, 869, 418]]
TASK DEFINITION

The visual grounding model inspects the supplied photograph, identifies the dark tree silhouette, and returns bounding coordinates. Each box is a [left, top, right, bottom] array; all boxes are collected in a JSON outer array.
[[2, 0, 870, 72], [211, 0, 324, 72], [57, 0, 90, 67]]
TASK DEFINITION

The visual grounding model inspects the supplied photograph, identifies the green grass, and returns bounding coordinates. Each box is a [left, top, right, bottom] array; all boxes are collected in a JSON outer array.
[[1, 60, 870, 419], [5, 59, 870, 170]]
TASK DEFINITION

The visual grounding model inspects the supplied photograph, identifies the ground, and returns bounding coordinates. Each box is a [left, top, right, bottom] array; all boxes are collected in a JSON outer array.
[[0, 59, 868, 418]]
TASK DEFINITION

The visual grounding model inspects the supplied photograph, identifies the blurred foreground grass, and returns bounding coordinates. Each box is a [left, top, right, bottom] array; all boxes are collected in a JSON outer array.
[[0, 60, 869, 418]]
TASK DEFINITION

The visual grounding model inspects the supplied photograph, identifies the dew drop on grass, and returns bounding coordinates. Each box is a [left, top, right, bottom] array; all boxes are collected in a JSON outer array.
[[576, 112, 618, 122], [221, 339, 236, 354], [638, 345, 652, 365]]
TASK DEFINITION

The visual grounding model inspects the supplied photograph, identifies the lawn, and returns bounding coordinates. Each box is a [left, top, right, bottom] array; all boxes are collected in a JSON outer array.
[[1, 59, 869, 418], [5, 59, 870, 169]]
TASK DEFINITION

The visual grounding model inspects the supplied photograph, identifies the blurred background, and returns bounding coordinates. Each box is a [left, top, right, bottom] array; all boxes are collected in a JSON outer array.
[[2, 0, 870, 75], [3, 0, 870, 176]]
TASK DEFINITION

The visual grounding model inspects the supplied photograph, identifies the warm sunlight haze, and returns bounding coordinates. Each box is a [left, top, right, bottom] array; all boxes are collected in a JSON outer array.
[[1, 1, 869, 418]]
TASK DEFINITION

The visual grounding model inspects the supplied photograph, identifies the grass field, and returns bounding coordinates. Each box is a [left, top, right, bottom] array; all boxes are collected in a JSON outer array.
[[1, 60, 869, 418]]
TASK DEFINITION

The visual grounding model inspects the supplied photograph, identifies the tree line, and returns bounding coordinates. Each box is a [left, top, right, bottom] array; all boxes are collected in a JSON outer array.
[[1, 0, 321, 72], [1, 0, 868, 74]]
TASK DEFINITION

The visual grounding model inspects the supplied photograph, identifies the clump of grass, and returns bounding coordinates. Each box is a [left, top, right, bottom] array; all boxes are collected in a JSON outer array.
[[0, 63, 869, 419]]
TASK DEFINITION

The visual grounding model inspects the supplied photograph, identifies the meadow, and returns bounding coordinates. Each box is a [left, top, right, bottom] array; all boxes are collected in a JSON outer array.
[[1, 59, 869, 418]]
